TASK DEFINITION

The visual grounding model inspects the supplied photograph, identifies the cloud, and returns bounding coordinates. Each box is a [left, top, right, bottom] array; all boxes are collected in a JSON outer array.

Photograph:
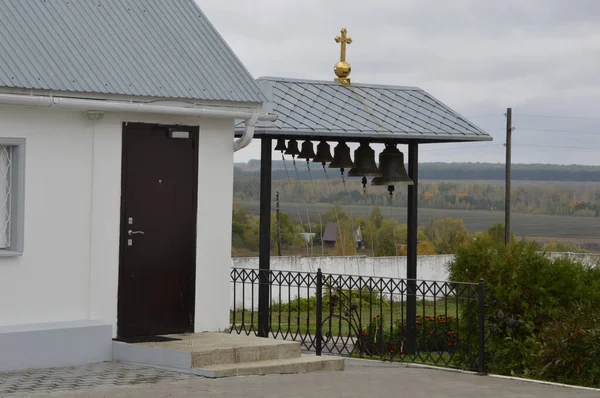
[[197, 0, 600, 165]]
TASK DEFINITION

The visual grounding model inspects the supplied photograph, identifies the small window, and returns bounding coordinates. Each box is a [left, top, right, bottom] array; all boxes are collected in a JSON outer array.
[[0, 138, 25, 256]]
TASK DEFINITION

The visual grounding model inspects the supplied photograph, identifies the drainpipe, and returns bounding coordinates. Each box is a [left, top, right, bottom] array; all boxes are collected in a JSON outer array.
[[234, 111, 260, 152], [0, 93, 276, 125]]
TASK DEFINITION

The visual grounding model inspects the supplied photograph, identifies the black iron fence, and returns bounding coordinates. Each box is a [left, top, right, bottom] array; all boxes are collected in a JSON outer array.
[[230, 267, 486, 373]]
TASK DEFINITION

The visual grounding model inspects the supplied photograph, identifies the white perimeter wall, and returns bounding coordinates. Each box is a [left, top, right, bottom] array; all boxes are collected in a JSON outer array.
[[230, 252, 600, 310], [0, 105, 235, 335], [230, 255, 454, 310]]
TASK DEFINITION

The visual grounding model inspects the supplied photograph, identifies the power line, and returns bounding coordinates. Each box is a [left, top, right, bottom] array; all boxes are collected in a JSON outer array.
[[516, 113, 600, 121], [508, 128, 600, 135], [421, 143, 600, 152], [478, 127, 600, 135], [465, 112, 600, 122], [516, 144, 600, 151], [420, 144, 501, 152]]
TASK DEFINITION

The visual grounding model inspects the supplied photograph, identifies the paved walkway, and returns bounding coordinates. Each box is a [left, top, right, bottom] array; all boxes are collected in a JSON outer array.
[[1, 360, 599, 398]]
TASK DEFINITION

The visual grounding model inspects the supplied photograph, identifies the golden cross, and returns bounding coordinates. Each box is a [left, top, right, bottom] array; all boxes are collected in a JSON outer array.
[[334, 28, 352, 62]]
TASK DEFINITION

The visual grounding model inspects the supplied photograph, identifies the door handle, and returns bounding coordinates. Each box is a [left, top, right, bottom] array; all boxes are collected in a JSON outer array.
[[128, 230, 145, 236]]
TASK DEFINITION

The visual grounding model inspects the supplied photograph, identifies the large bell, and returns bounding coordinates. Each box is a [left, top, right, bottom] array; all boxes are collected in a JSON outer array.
[[297, 140, 316, 160], [312, 141, 334, 164], [284, 139, 300, 157], [274, 138, 287, 152], [371, 144, 414, 186], [348, 142, 382, 177], [329, 141, 355, 169]]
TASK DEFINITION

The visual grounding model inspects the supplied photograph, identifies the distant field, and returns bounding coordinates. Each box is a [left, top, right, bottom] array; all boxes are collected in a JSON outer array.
[[421, 179, 600, 189], [238, 200, 600, 240]]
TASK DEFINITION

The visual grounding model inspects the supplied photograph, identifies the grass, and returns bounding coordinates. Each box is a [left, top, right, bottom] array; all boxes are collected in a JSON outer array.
[[230, 299, 461, 337], [238, 200, 600, 240]]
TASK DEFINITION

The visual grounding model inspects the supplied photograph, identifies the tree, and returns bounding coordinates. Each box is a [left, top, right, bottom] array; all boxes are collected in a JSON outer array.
[[369, 206, 383, 229], [543, 241, 588, 253], [270, 211, 304, 249], [334, 218, 358, 256], [231, 203, 259, 253], [423, 217, 471, 254], [374, 220, 405, 256]]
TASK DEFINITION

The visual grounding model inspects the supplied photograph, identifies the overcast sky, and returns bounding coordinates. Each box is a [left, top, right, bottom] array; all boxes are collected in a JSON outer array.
[[197, 0, 600, 165]]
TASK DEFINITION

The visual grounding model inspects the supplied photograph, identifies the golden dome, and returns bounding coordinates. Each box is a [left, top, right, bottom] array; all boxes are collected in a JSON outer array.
[[334, 61, 351, 78]]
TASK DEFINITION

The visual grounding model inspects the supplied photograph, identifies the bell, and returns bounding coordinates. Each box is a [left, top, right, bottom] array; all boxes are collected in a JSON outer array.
[[348, 142, 382, 177], [284, 139, 300, 157], [297, 140, 316, 160], [371, 144, 414, 186], [274, 138, 287, 152], [312, 141, 334, 164], [329, 142, 355, 169]]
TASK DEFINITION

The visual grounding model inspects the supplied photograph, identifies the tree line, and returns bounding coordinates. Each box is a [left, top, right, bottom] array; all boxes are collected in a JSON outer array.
[[235, 161, 600, 182], [231, 203, 588, 257], [234, 177, 600, 217]]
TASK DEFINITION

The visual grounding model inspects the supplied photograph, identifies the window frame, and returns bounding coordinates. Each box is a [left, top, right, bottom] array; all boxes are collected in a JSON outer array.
[[0, 138, 25, 256]]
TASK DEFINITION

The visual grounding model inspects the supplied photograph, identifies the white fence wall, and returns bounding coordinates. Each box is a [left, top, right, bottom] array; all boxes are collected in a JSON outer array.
[[543, 252, 600, 267], [230, 252, 600, 311], [230, 255, 454, 311]]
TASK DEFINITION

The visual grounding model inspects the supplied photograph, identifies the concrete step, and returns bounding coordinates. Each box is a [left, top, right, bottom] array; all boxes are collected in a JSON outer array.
[[195, 354, 345, 378], [113, 332, 303, 371], [191, 339, 301, 367]]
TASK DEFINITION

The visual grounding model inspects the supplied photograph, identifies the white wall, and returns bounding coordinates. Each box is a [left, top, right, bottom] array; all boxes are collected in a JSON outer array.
[[232, 255, 454, 280], [194, 118, 235, 332], [0, 106, 94, 326], [230, 255, 455, 310], [230, 252, 600, 310], [0, 105, 236, 336]]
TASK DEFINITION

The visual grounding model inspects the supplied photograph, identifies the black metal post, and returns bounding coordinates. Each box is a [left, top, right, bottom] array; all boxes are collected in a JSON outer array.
[[505, 108, 512, 245], [258, 137, 272, 338], [406, 143, 419, 355], [315, 268, 323, 356], [478, 279, 487, 375]]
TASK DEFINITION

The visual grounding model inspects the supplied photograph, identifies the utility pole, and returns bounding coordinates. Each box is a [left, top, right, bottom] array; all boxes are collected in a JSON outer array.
[[276, 191, 282, 256], [505, 108, 512, 245]]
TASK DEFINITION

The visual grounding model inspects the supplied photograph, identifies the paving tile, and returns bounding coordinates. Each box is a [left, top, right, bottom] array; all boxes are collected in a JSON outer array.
[[0, 362, 195, 397]]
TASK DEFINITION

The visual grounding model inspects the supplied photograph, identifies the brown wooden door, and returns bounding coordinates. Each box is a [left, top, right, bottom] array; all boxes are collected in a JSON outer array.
[[117, 122, 199, 338]]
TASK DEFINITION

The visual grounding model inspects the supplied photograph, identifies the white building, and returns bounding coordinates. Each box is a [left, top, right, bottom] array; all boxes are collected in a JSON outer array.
[[0, 0, 273, 371]]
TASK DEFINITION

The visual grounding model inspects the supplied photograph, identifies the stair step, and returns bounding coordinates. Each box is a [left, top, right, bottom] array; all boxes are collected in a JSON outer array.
[[113, 333, 304, 371], [191, 341, 301, 367], [195, 354, 345, 378]]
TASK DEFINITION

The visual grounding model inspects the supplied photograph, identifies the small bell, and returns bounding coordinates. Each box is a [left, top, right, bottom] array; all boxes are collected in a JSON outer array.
[[348, 142, 382, 177], [284, 139, 300, 157], [313, 141, 335, 164], [371, 144, 413, 186], [329, 141, 355, 170], [297, 140, 316, 160], [274, 138, 287, 152]]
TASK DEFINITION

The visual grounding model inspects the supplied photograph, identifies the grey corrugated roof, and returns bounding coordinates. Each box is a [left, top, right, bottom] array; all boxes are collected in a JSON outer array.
[[0, 0, 264, 103], [240, 77, 491, 143]]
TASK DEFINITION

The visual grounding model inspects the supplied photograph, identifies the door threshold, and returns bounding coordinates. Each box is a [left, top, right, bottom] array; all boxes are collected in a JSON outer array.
[[113, 335, 183, 344]]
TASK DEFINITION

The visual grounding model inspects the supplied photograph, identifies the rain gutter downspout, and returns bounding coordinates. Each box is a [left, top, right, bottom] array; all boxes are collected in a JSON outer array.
[[0, 93, 276, 152], [234, 111, 260, 152]]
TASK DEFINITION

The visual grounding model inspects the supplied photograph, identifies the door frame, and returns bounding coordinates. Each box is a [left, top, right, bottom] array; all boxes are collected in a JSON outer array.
[[116, 122, 199, 338]]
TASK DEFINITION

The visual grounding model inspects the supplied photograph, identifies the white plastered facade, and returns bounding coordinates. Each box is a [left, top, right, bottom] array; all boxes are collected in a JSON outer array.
[[0, 104, 235, 369]]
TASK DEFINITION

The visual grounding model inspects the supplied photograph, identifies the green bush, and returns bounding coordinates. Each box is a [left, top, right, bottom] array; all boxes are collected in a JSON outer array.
[[448, 225, 600, 387], [537, 302, 600, 385], [356, 314, 461, 357]]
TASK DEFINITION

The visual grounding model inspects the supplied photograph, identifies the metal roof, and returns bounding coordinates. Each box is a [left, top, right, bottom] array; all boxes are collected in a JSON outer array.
[[241, 77, 491, 143], [0, 0, 265, 103]]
